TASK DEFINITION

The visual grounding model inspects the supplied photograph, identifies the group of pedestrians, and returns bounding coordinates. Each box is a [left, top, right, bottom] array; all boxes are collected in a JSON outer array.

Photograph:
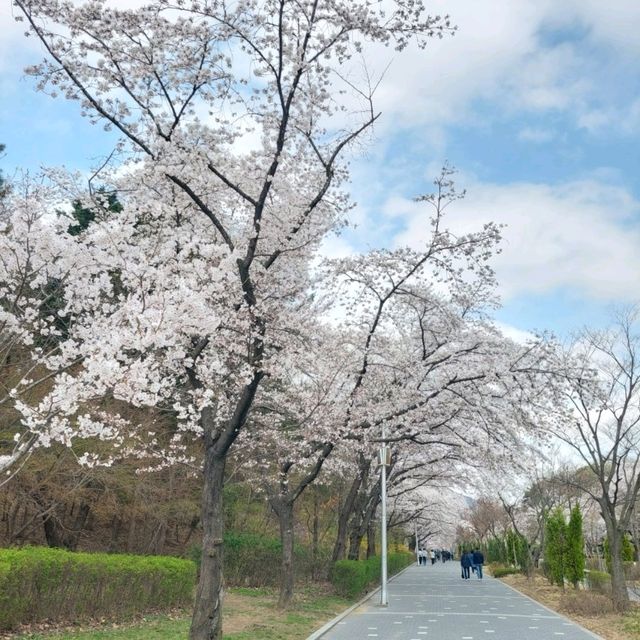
[[417, 548, 452, 565], [460, 548, 484, 579]]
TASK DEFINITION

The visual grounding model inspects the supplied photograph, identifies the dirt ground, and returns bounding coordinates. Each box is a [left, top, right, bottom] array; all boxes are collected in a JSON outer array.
[[501, 574, 640, 640]]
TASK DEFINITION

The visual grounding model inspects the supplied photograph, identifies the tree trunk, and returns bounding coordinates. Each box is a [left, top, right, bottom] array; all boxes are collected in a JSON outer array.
[[332, 456, 370, 562], [603, 512, 630, 612], [42, 512, 64, 548], [275, 499, 295, 608], [190, 449, 227, 640], [332, 476, 360, 562], [366, 519, 376, 558], [311, 491, 319, 580]]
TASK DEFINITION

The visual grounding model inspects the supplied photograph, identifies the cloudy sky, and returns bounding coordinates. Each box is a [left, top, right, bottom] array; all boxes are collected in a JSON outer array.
[[1, 0, 639, 338]]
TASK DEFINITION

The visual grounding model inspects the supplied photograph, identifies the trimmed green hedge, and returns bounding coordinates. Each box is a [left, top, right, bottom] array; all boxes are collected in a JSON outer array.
[[0, 547, 196, 630], [332, 560, 369, 598], [490, 564, 521, 578], [331, 552, 414, 598], [190, 533, 333, 587]]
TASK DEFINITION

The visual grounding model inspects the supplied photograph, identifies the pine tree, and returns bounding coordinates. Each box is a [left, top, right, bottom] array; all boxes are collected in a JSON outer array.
[[566, 505, 585, 588], [544, 508, 567, 588]]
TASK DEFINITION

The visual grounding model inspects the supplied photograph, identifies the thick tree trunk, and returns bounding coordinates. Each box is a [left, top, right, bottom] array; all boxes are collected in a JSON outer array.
[[190, 449, 227, 640], [348, 481, 382, 561], [332, 456, 370, 562], [603, 511, 630, 612], [276, 500, 295, 608], [347, 528, 363, 560], [366, 519, 376, 558], [189, 372, 264, 640], [311, 491, 319, 580], [42, 512, 64, 548]]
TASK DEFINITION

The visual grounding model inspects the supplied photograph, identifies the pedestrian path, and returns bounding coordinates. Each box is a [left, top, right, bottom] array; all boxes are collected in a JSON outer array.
[[310, 562, 601, 640]]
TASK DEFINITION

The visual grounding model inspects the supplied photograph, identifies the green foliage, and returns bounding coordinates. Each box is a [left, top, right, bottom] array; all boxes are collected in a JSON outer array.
[[585, 569, 612, 594], [490, 564, 521, 578], [5, 585, 351, 639], [505, 529, 530, 573], [190, 532, 330, 587], [485, 537, 508, 564], [544, 508, 567, 587], [0, 546, 196, 630], [330, 552, 414, 599], [331, 560, 369, 598], [603, 533, 635, 572], [66, 191, 123, 236], [565, 505, 585, 588]]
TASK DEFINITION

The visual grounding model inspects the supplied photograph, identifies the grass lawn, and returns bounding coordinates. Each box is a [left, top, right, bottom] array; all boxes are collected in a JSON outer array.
[[3, 585, 350, 640]]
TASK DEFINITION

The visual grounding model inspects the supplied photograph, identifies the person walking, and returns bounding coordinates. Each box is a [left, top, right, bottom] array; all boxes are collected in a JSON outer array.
[[472, 548, 485, 579], [460, 550, 472, 579], [429, 549, 436, 565]]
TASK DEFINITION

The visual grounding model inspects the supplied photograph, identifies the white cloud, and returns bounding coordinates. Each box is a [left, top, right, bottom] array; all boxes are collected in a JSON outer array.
[[332, 0, 640, 143], [4, 0, 639, 148], [493, 321, 536, 345], [517, 127, 555, 144], [391, 177, 640, 303]]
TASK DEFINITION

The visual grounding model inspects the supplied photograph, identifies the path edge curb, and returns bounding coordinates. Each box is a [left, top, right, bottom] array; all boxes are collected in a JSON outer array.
[[305, 562, 418, 640], [497, 576, 605, 640]]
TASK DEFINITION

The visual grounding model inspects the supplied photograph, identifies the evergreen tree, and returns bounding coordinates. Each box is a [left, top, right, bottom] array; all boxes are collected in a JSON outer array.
[[66, 190, 122, 236], [565, 505, 585, 588], [544, 508, 567, 588]]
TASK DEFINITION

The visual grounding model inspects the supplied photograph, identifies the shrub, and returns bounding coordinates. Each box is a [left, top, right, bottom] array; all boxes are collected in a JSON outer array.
[[190, 533, 333, 587], [585, 569, 612, 594], [331, 552, 414, 599], [561, 591, 614, 616], [223, 532, 283, 586], [0, 546, 196, 630], [331, 560, 369, 598], [491, 564, 520, 578]]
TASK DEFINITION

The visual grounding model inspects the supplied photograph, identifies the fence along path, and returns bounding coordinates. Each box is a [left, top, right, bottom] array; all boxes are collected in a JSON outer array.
[[309, 561, 602, 640]]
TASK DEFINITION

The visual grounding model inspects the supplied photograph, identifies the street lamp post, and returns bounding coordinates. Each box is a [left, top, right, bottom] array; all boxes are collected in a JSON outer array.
[[379, 422, 388, 607]]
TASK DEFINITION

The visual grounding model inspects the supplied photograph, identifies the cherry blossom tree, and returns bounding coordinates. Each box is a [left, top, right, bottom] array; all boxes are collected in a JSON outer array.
[[12, 2, 456, 637], [545, 309, 640, 611], [231, 322, 352, 607]]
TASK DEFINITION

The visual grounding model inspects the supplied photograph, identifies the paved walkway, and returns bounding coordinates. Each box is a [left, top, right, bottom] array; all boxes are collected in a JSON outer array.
[[311, 562, 601, 640]]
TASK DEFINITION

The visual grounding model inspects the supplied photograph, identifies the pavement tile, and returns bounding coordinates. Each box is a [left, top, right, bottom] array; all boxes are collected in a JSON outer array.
[[312, 562, 602, 640]]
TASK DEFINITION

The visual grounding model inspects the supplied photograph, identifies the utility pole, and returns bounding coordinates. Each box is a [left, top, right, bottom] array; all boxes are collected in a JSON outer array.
[[380, 423, 388, 607]]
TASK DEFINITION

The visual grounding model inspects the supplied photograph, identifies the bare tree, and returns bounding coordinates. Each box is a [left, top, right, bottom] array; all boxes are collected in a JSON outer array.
[[547, 308, 640, 611]]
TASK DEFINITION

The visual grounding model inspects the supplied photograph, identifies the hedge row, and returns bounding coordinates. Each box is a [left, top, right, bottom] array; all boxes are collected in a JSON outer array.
[[0, 546, 196, 630], [190, 533, 333, 587], [331, 552, 414, 598], [489, 564, 521, 578]]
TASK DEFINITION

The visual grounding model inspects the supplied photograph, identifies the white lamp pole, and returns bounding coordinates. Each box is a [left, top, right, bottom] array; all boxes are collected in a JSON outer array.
[[380, 423, 388, 607]]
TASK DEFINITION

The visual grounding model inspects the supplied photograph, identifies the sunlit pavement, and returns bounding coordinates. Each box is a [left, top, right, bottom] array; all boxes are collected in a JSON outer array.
[[311, 562, 602, 640]]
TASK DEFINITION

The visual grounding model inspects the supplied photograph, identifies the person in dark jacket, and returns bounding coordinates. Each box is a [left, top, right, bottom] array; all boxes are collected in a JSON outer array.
[[472, 549, 485, 579], [460, 550, 472, 579]]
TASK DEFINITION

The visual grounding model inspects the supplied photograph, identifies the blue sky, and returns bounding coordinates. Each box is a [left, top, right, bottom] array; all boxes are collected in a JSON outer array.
[[1, 0, 639, 340]]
